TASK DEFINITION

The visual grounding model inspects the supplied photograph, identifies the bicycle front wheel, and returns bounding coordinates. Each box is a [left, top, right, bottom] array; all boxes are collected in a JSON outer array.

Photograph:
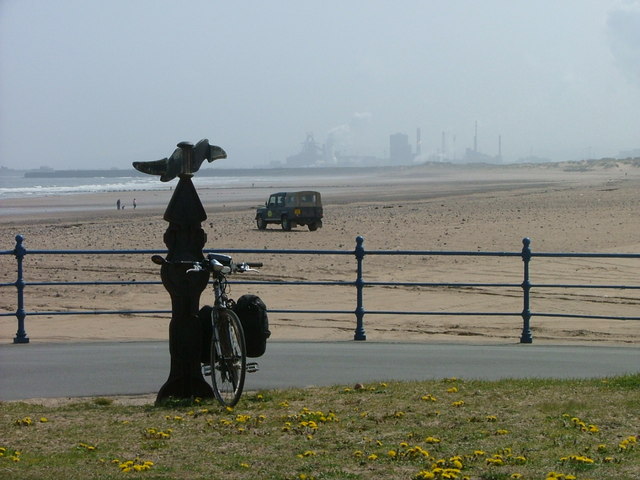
[[210, 308, 246, 407]]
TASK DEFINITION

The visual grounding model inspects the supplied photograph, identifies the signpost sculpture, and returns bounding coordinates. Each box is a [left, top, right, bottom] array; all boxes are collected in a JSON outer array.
[[133, 139, 226, 404]]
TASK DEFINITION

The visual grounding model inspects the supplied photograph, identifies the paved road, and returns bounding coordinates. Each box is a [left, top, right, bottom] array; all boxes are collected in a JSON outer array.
[[1, 341, 638, 401]]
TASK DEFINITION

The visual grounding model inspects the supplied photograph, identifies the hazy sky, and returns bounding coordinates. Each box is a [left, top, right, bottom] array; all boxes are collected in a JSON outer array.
[[1, 0, 639, 170]]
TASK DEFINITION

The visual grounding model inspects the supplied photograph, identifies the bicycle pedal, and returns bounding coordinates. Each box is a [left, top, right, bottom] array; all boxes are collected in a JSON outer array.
[[202, 364, 212, 376], [246, 362, 259, 373]]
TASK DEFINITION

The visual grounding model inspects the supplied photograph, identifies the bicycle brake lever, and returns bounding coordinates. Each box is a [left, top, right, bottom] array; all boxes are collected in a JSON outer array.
[[186, 264, 203, 274]]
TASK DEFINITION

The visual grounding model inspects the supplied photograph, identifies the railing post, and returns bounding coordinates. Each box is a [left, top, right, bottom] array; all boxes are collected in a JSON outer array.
[[13, 234, 29, 344], [520, 237, 533, 343], [353, 235, 366, 340]]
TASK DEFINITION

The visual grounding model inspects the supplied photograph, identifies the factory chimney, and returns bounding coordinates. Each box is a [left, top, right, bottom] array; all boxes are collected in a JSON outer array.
[[474, 121, 478, 153], [416, 128, 422, 156]]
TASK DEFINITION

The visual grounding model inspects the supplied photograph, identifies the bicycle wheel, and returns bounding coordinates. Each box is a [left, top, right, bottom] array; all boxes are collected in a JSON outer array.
[[210, 308, 246, 407]]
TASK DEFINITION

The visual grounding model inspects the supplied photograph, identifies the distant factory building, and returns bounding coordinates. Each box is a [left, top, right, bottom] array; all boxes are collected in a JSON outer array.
[[389, 132, 412, 164]]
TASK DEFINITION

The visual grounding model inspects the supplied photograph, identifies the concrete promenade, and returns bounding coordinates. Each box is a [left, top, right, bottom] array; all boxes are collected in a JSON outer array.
[[1, 341, 638, 401]]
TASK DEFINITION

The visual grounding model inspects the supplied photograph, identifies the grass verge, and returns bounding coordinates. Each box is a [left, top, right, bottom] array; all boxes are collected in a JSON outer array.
[[1, 375, 638, 479]]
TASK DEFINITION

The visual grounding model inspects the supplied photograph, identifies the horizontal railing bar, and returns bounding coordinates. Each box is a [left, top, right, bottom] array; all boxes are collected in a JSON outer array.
[[534, 312, 640, 321], [365, 250, 521, 257], [205, 248, 351, 256], [18, 249, 168, 255], [532, 252, 640, 259], [365, 282, 520, 288], [365, 311, 518, 316], [10, 310, 171, 316], [532, 283, 640, 289], [20, 281, 162, 286], [229, 280, 353, 286]]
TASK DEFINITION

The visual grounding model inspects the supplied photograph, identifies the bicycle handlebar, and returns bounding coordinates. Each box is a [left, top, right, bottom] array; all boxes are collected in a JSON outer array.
[[150, 255, 261, 274]]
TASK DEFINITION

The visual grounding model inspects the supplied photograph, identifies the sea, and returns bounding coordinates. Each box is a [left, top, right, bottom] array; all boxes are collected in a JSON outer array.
[[0, 172, 264, 200]]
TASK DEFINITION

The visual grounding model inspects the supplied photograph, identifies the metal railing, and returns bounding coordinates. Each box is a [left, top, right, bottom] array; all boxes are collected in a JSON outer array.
[[2, 234, 640, 344]]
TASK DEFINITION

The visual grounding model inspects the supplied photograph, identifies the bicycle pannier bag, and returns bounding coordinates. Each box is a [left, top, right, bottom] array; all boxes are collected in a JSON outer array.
[[233, 294, 270, 357]]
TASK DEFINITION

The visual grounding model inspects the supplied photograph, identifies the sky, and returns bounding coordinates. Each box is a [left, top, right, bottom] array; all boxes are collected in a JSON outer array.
[[1, 0, 640, 170]]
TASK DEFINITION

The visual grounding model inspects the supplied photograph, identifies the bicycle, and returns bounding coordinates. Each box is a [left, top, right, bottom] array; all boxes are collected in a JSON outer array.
[[152, 253, 262, 407]]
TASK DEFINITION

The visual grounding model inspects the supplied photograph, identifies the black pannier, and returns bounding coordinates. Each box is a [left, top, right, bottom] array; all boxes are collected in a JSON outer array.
[[233, 294, 270, 358]]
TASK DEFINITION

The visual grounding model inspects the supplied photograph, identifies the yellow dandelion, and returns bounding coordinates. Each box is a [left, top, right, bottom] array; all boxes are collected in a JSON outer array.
[[414, 470, 436, 479], [446, 387, 458, 393], [368, 453, 378, 460]]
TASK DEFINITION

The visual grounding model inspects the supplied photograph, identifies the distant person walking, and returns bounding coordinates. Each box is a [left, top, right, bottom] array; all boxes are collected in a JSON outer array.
[[116, 199, 121, 210], [133, 198, 137, 209]]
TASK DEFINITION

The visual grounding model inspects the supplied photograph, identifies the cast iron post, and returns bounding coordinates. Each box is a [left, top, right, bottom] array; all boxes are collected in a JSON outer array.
[[520, 237, 533, 344], [354, 235, 367, 340], [132, 139, 226, 403], [13, 234, 29, 344]]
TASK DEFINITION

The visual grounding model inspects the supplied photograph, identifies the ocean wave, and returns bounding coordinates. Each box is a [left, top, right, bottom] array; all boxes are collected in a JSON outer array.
[[0, 176, 253, 199]]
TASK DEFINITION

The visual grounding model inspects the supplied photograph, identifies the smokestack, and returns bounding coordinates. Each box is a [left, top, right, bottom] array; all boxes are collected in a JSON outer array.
[[474, 121, 478, 152], [416, 128, 421, 156]]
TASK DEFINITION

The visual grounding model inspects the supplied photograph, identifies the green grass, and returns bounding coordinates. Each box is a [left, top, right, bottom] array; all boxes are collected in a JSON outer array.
[[1, 375, 639, 479]]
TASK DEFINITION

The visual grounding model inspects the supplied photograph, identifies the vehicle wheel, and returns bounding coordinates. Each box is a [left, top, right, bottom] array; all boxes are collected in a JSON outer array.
[[256, 217, 267, 230], [210, 308, 246, 407], [308, 222, 318, 231], [281, 216, 292, 231]]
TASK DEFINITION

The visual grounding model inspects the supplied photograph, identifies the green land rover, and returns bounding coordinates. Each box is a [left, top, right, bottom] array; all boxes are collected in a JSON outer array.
[[255, 191, 323, 231]]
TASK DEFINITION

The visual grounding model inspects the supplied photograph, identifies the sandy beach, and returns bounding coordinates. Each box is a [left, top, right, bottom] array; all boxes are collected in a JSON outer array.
[[2, 160, 640, 346]]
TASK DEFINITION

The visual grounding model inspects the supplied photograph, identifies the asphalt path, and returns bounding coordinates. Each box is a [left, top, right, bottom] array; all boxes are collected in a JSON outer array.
[[0, 341, 638, 401]]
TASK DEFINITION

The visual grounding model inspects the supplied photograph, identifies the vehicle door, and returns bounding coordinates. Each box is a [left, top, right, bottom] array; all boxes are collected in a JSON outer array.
[[266, 194, 285, 221]]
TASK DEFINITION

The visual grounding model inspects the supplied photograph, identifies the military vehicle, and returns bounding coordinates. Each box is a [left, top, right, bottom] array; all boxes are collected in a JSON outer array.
[[255, 191, 323, 231]]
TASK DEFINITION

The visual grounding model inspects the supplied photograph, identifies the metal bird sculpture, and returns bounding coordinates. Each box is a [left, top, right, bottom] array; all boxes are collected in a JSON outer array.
[[133, 138, 227, 182]]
